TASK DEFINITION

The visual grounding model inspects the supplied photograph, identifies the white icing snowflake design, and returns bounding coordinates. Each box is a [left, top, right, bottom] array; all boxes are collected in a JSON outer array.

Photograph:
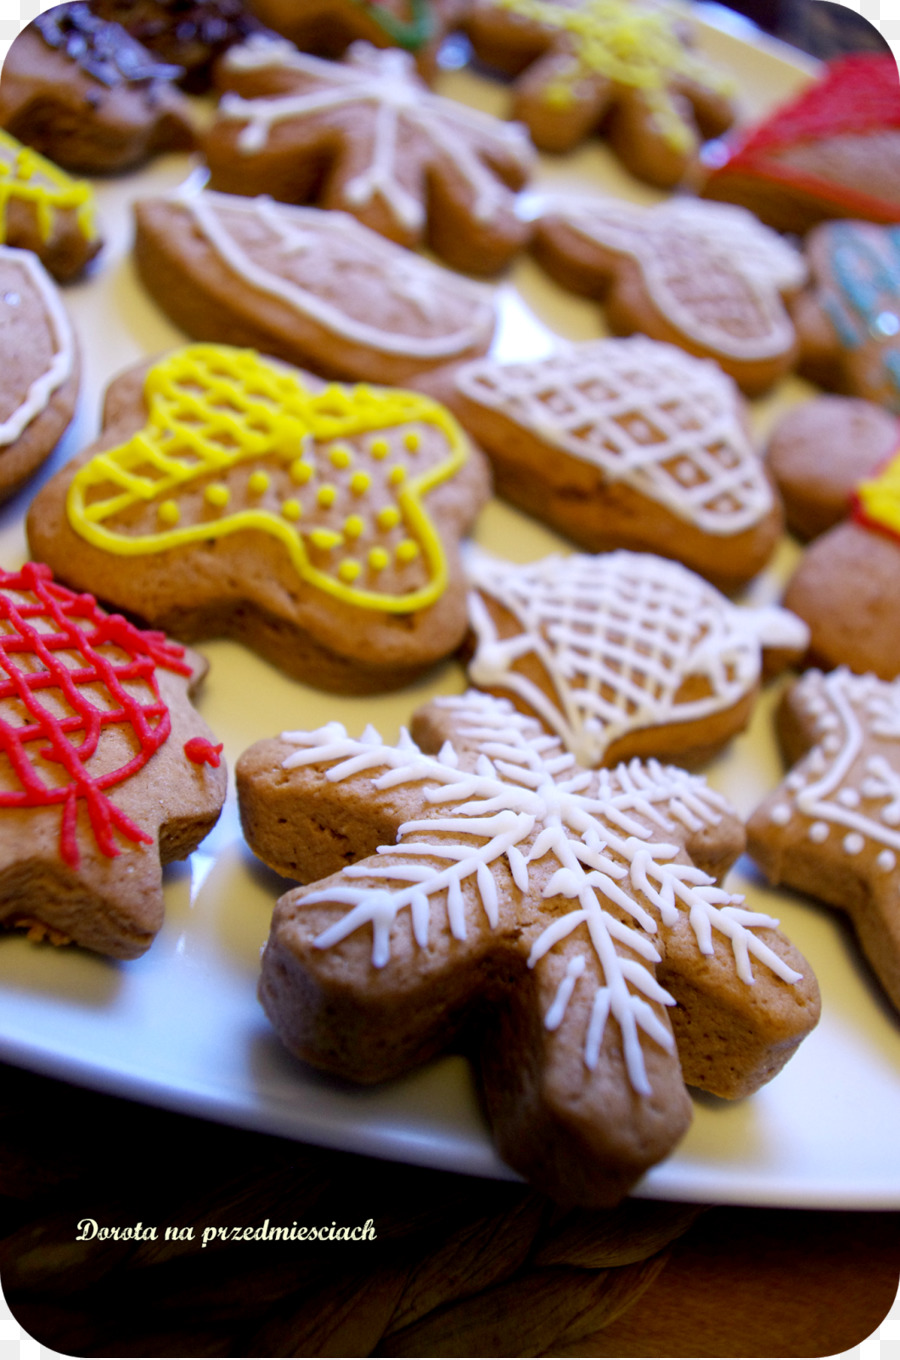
[[765, 668, 900, 873], [217, 35, 535, 234], [538, 194, 807, 360], [453, 337, 775, 533], [280, 691, 802, 1095], [465, 549, 809, 767]]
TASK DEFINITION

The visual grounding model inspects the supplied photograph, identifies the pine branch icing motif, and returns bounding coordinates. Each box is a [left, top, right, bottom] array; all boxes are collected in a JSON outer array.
[[217, 35, 534, 235], [279, 691, 803, 1096], [465, 549, 809, 767], [452, 337, 775, 534]]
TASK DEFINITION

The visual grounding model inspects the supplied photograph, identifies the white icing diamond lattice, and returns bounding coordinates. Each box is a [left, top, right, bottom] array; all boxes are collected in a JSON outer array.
[[453, 337, 775, 533]]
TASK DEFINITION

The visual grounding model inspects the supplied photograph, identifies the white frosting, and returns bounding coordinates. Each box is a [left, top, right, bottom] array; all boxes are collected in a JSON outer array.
[[538, 193, 807, 361], [280, 690, 802, 1097], [465, 548, 808, 768], [217, 39, 534, 234], [160, 189, 495, 360], [0, 247, 73, 445], [769, 668, 900, 868], [453, 336, 775, 533]]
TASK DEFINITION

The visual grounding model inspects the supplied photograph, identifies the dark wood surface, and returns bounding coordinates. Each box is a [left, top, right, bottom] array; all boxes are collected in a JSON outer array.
[[0, 1062, 897, 1357]]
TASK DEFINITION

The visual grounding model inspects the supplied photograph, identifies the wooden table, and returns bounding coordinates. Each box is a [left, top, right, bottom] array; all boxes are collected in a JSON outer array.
[[0, 1061, 897, 1358]]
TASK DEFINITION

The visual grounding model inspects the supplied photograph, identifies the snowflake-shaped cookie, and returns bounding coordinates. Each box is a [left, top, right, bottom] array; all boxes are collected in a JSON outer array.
[[238, 689, 819, 1206], [748, 667, 900, 1015], [461, 0, 736, 187], [532, 194, 807, 395], [0, 562, 226, 959], [465, 549, 809, 768], [205, 34, 535, 274]]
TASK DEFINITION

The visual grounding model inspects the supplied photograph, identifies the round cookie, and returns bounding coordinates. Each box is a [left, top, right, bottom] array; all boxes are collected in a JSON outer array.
[[0, 130, 101, 282], [0, 244, 80, 502]]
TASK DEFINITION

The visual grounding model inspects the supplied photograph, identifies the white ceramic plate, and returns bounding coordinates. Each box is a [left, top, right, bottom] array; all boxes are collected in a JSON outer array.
[[2, 13, 899, 1209]]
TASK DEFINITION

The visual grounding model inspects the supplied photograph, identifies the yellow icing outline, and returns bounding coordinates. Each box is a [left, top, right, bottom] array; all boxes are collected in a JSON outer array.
[[856, 450, 900, 537], [0, 130, 96, 243], [66, 345, 469, 614]]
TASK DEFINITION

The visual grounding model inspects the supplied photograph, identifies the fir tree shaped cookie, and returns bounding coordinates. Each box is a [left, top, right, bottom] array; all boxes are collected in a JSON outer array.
[[238, 690, 819, 1206]]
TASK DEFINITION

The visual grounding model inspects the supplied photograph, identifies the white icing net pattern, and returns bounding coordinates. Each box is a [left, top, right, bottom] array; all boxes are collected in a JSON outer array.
[[454, 337, 774, 532], [465, 549, 777, 767], [543, 195, 806, 360], [281, 691, 801, 1095]]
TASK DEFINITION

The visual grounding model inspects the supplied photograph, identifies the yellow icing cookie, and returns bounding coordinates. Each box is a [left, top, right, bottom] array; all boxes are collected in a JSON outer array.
[[65, 345, 470, 613]]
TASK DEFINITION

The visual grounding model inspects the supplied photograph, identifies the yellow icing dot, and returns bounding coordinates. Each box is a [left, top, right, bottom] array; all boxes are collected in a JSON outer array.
[[317, 484, 337, 508], [290, 457, 313, 485], [343, 514, 365, 539], [158, 500, 180, 526], [205, 482, 230, 508], [368, 547, 390, 571], [370, 438, 390, 460], [338, 559, 361, 583], [329, 444, 354, 469], [248, 470, 270, 494], [396, 539, 420, 564], [350, 471, 371, 495], [377, 506, 401, 532], [404, 432, 421, 453], [281, 499, 302, 521], [388, 465, 406, 487], [310, 528, 342, 551]]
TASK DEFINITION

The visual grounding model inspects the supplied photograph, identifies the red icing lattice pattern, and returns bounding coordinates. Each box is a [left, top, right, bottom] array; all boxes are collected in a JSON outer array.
[[0, 562, 191, 867]]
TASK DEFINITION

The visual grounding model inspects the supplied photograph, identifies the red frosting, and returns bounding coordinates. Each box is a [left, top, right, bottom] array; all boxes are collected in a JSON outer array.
[[184, 736, 223, 767], [706, 55, 900, 220], [0, 562, 192, 868]]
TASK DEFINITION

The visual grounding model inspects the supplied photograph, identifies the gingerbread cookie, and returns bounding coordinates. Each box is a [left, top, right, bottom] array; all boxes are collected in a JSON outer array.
[[26, 344, 491, 694], [460, 0, 735, 188], [245, 0, 461, 80], [764, 396, 900, 680], [791, 220, 900, 412], [205, 34, 534, 275], [85, 0, 263, 92], [0, 3, 196, 175], [531, 195, 806, 396], [238, 689, 819, 1207], [747, 667, 900, 1015], [701, 54, 900, 235], [133, 190, 496, 386], [0, 560, 226, 960], [0, 130, 101, 282], [0, 245, 80, 502], [464, 549, 809, 769], [416, 337, 782, 591]]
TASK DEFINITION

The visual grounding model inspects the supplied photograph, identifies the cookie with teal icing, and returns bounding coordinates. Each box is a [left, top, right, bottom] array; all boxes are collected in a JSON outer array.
[[792, 220, 900, 412]]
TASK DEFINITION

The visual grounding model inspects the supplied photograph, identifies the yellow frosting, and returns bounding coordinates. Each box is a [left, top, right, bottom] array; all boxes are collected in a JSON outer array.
[[65, 345, 470, 613], [497, 0, 731, 152], [0, 130, 96, 243], [856, 449, 900, 538]]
